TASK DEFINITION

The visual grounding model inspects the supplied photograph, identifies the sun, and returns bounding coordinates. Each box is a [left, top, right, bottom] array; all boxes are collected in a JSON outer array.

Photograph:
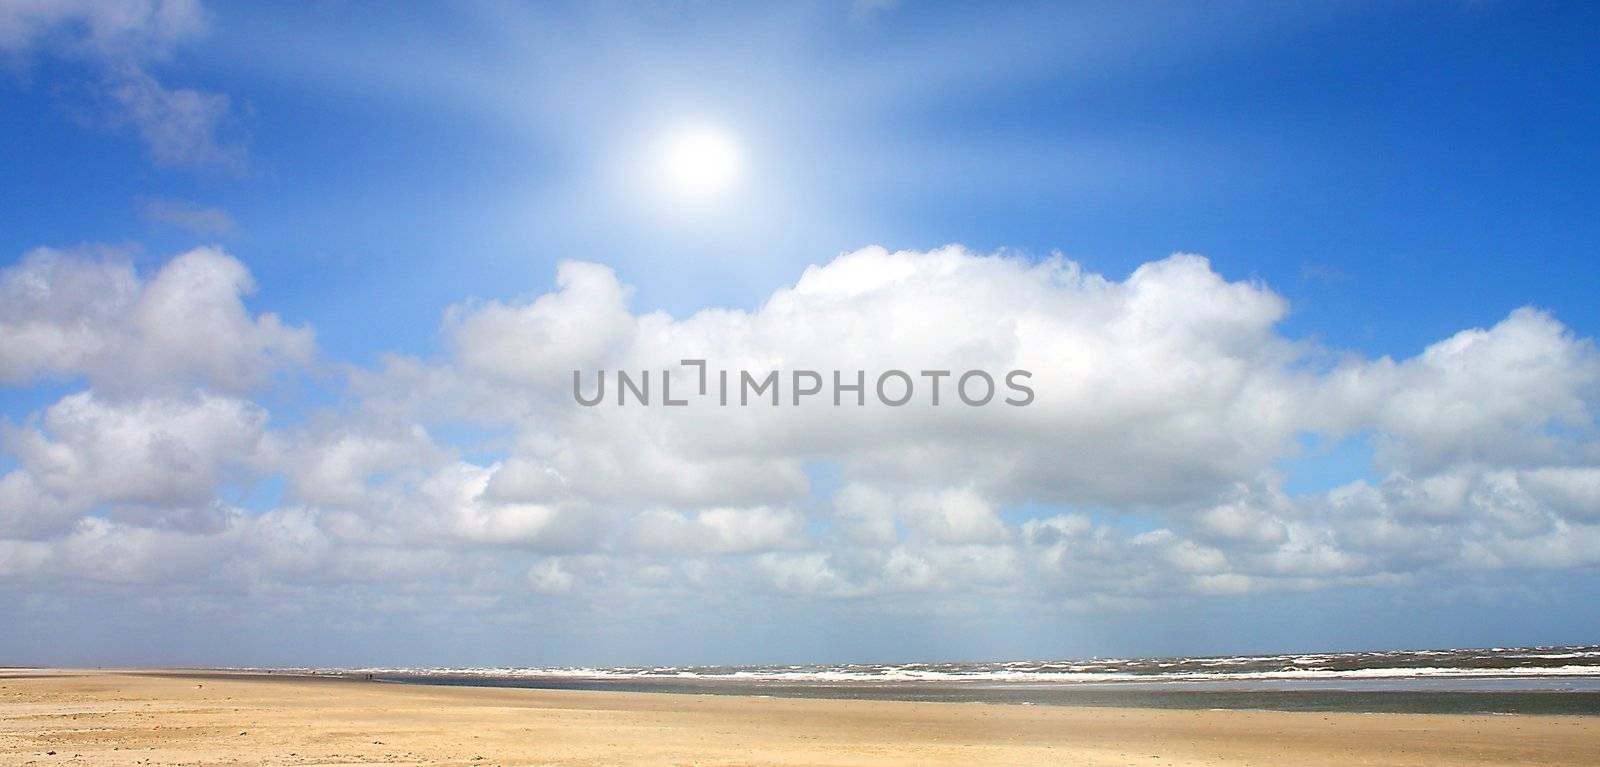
[[658, 125, 743, 200]]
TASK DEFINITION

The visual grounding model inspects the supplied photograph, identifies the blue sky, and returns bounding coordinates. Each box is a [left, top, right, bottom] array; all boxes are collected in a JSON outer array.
[[1, 1, 1599, 666], [6, 2, 1597, 359]]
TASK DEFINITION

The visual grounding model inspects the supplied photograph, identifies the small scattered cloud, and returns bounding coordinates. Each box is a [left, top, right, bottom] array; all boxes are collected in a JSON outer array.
[[1300, 262, 1351, 284], [0, 0, 245, 172], [850, 0, 902, 24], [136, 196, 234, 235], [106, 66, 244, 171], [0, 0, 206, 60]]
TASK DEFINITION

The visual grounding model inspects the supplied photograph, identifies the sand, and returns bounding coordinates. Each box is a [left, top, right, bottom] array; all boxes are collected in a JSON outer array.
[[1, 669, 1596, 766]]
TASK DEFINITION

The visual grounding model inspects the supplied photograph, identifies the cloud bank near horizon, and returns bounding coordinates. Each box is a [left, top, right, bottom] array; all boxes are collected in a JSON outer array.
[[2, 243, 1597, 655]]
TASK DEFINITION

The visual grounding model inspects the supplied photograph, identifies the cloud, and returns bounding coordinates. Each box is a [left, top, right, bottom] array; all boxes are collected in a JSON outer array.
[[624, 506, 806, 555], [1, 244, 1597, 625], [849, 0, 901, 24], [0, 0, 244, 171], [1324, 308, 1600, 473], [104, 65, 244, 170], [445, 261, 637, 386], [430, 247, 1306, 512], [136, 196, 235, 234], [0, 391, 269, 523], [528, 559, 576, 595], [0, 246, 313, 393], [0, 0, 204, 60]]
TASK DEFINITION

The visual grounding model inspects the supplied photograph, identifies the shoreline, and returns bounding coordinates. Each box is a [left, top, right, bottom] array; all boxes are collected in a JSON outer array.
[[4, 670, 1599, 766], [12, 666, 1600, 717], [374, 672, 1600, 715], [50, 666, 1600, 717]]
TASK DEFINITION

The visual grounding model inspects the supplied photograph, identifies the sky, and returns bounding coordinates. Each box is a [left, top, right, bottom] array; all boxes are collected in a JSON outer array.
[[1, 0, 1598, 667]]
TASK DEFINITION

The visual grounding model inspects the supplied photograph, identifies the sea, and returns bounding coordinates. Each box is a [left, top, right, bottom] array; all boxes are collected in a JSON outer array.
[[255, 644, 1600, 715]]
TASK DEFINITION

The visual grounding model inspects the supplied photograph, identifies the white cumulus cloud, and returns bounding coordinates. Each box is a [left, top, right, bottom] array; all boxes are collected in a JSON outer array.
[[1, 243, 1597, 624]]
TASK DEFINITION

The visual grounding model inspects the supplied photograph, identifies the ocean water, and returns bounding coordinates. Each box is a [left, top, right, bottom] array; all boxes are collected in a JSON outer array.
[[257, 645, 1600, 715]]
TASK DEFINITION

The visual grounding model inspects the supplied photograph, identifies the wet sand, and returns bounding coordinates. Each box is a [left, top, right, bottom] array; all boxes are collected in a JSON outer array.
[[2, 669, 1596, 766]]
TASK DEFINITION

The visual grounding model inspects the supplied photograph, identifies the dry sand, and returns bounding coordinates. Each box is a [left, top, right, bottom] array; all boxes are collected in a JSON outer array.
[[1, 669, 1596, 766]]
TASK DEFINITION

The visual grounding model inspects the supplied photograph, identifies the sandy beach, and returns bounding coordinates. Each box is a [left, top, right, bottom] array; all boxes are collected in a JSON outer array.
[[0, 670, 1595, 766]]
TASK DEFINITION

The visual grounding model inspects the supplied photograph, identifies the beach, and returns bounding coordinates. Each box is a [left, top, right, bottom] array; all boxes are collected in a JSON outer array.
[[2, 670, 1596, 766]]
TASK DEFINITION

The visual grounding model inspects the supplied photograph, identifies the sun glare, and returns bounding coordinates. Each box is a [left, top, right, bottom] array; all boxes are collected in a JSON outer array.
[[658, 125, 743, 200]]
